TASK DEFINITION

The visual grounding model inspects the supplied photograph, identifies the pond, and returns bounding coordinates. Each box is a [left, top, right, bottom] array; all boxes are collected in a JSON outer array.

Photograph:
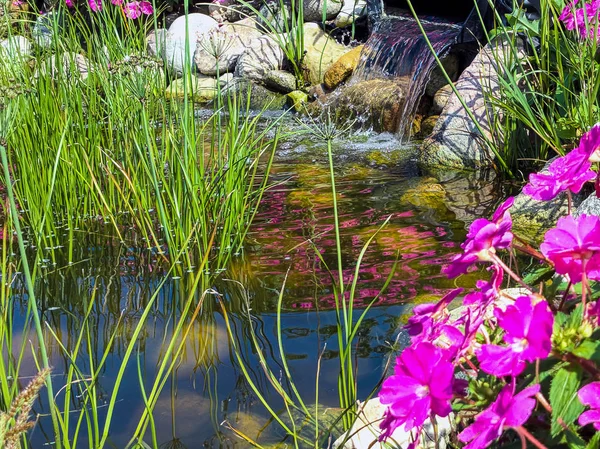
[[10, 127, 501, 448]]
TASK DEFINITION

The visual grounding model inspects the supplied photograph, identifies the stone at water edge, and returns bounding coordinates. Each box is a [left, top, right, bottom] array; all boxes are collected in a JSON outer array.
[[234, 34, 286, 82], [332, 397, 452, 449], [0, 35, 31, 62], [424, 53, 459, 97], [194, 17, 263, 76], [324, 44, 363, 90], [303, 0, 343, 22], [265, 69, 297, 93], [334, 0, 367, 28], [420, 37, 527, 169], [431, 84, 452, 115], [287, 90, 308, 112], [164, 13, 218, 75], [165, 74, 232, 103], [420, 115, 439, 137], [147, 28, 168, 60], [223, 78, 287, 110], [303, 23, 349, 85]]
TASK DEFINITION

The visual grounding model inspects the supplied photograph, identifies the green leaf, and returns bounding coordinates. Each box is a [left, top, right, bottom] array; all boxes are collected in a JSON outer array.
[[561, 428, 586, 449], [549, 366, 584, 436], [522, 266, 554, 285], [586, 432, 600, 449], [572, 340, 600, 361]]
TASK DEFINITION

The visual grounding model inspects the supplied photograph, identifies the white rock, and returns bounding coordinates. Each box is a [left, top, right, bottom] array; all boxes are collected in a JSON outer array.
[[332, 398, 453, 449], [234, 34, 285, 82], [35, 52, 93, 80], [147, 28, 168, 60], [334, 0, 366, 28], [303, 0, 343, 22], [32, 13, 57, 48], [194, 17, 263, 76], [0, 35, 31, 63], [164, 13, 218, 74]]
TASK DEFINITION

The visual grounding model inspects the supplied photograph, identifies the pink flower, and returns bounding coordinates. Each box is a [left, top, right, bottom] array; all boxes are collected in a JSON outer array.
[[379, 342, 454, 439], [444, 198, 514, 278], [124, 1, 141, 18], [88, 0, 101, 11], [560, 1, 600, 40], [405, 288, 463, 343], [578, 382, 600, 430], [65, 0, 75, 7], [139, 0, 153, 14], [540, 214, 600, 283], [111, 0, 123, 5], [458, 383, 540, 449], [478, 295, 553, 377], [464, 265, 503, 307]]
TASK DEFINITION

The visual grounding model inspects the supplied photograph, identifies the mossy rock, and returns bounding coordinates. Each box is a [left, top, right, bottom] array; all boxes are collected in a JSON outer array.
[[287, 90, 308, 112], [365, 150, 404, 167]]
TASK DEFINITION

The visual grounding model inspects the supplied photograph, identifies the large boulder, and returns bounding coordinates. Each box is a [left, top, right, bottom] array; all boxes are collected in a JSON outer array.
[[334, 0, 367, 28], [165, 74, 231, 103], [264, 69, 297, 93], [234, 34, 286, 82], [325, 78, 405, 132], [431, 84, 452, 115], [303, 0, 342, 22], [147, 28, 168, 60], [303, 23, 349, 85], [420, 37, 526, 169], [0, 35, 31, 64], [256, 0, 292, 33], [323, 44, 363, 89], [575, 193, 600, 218], [510, 191, 571, 243], [164, 13, 218, 74], [194, 18, 263, 75]]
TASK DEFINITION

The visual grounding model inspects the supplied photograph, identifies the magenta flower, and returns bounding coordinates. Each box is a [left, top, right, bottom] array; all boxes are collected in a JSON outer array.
[[458, 383, 540, 449], [88, 0, 101, 11], [65, 0, 74, 7], [540, 214, 600, 283], [405, 288, 463, 343], [111, 0, 123, 5], [560, 1, 600, 40], [478, 295, 553, 377], [139, 0, 153, 14], [464, 265, 503, 307], [444, 198, 514, 278], [578, 382, 600, 430], [379, 342, 454, 439], [123, 0, 152, 18]]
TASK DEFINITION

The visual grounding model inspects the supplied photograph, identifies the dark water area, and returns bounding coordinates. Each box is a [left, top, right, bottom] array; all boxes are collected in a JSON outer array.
[[352, 14, 461, 138], [9, 133, 502, 448]]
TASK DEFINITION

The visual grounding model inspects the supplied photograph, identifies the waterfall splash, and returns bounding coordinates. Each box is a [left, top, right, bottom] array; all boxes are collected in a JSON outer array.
[[351, 14, 462, 140]]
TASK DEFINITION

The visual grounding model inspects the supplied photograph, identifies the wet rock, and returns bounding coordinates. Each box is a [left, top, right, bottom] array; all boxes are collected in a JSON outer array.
[[575, 193, 600, 217], [165, 74, 228, 103], [328, 79, 405, 132], [332, 397, 452, 449], [334, 0, 367, 28], [303, 0, 342, 22], [425, 53, 459, 97], [511, 191, 572, 242], [287, 90, 308, 112], [257, 0, 292, 32], [234, 34, 286, 82], [431, 84, 452, 115], [265, 69, 297, 93], [400, 178, 448, 214], [308, 82, 328, 101], [194, 17, 263, 75], [323, 44, 363, 89], [420, 115, 438, 137], [303, 23, 349, 85], [0, 35, 31, 63], [164, 13, 218, 74], [147, 28, 168, 60], [421, 37, 526, 169], [35, 52, 93, 81], [224, 78, 286, 110]]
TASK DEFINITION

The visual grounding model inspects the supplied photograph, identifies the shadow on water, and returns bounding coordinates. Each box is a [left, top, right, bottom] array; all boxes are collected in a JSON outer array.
[[7, 131, 502, 447]]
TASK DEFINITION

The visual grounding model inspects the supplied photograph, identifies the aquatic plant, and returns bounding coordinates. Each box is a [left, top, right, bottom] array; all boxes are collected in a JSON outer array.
[[378, 125, 600, 448]]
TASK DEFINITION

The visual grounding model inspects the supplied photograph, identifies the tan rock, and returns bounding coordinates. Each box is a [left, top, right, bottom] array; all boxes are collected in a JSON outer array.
[[431, 84, 452, 115], [165, 74, 230, 103], [420, 115, 439, 137], [323, 44, 363, 89], [303, 23, 349, 85]]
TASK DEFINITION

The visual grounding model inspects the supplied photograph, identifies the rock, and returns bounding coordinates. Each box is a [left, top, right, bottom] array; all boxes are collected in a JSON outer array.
[[308, 83, 328, 101], [194, 17, 263, 75], [265, 69, 297, 93], [421, 37, 527, 169], [400, 177, 447, 211], [256, 0, 292, 33], [327, 79, 405, 132], [334, 0, 367, 28], [511, 191, 571, 242], [0, 0, 27, 39], [323, 44, 363, 89], [32, 12, 57, 49], [425, 53, 459, 97], [224, 79, 287, 110], [420, 115, 438, 137], [287, 90, 308, 112], [164, 13, 218, 74], [147, 28, 168, 60], [165, 74, 223, 102], [332, 397, 452, 449], [234, 34, 285, 82], [431, 84, 452, 115], [303, 23, 349, 85], [0, 35, 31, 63], [575, 193, 600, 218], [35, 52, 93, 80], [303, 0, 342, 22]]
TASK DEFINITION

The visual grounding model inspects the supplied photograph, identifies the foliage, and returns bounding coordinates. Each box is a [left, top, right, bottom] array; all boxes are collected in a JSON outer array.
[[378, 125, 600, 448]]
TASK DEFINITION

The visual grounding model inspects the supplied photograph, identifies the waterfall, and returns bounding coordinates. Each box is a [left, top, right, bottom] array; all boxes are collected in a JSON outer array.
[[351, 14, 462, 140]]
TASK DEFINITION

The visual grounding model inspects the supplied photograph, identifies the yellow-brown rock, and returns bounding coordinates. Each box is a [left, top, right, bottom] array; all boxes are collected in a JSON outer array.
[[323, 45, 363, 90]]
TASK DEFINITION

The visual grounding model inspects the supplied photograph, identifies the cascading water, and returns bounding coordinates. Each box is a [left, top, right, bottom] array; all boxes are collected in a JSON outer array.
[[351, 14, 462, 140]]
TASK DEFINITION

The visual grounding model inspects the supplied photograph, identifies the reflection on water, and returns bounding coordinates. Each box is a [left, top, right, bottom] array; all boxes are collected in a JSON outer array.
[[8, 142, 500, 447]]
